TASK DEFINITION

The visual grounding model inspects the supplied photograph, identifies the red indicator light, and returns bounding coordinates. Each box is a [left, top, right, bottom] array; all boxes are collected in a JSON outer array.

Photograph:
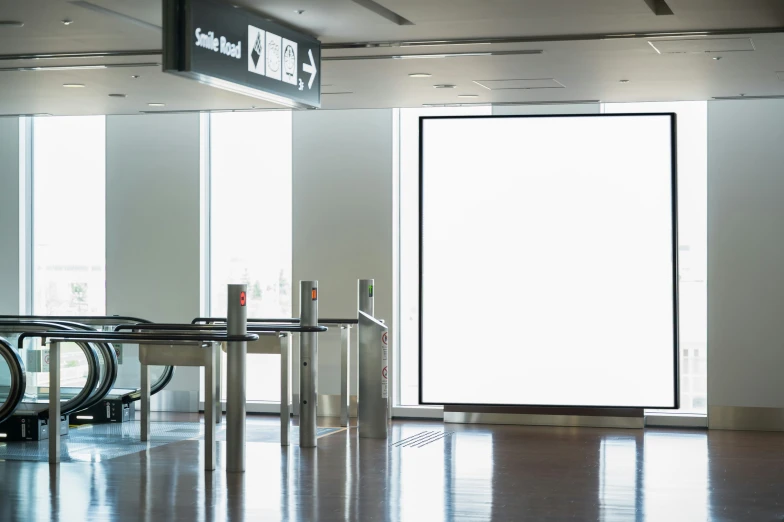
[[240, 291, 246, 306]]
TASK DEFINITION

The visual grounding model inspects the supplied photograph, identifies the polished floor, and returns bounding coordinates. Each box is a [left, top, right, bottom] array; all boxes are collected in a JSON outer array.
[[0, 414, 783, 521]]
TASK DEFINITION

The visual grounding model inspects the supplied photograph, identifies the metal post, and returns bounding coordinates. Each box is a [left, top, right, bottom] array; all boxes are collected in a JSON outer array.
[[48, 341, 61, 464], [204, 342, 216, 471], [141, 360, 150, 442], [214, 342, 222, 424], [358, 311, 388, 439], [226, 284, 248, 472], [358, 279, 374, 317], [340, 325, 351, 427], [280, 333, 292, 446], [299, 280, 318, 448]]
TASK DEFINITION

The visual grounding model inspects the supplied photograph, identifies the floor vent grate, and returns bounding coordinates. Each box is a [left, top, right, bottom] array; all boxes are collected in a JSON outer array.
[[390, 430, 455, 448]]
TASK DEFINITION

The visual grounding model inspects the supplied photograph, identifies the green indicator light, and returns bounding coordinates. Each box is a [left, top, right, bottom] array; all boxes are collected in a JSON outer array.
[[369, 285, 374, 297]]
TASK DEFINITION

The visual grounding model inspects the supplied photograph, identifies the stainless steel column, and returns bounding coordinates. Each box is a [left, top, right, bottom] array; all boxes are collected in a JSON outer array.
[[280, 333, 292, 446], [358, 311, 388, 439], [358, 279, 374, 317], [49, 341, 61, 464], [299, 280, 318, 448], [214, 343, 222, 424], [140, 360, 150, 442], [204, 342, 216, 471], [226, 284, 248, 472], [340, 325, 351, 427]]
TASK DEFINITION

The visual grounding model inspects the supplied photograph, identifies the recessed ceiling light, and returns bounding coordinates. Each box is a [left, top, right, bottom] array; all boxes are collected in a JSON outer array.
[[409, 73, 432, 78], [295, 9, 305, 14], [458, 94, 479, 98], [131, 75, 140, 79], [619, 79, 630, 83], [433, 84, 456, 89], [0, 21, 24, 28], [108, 93, 126, 98], [62, 83, 85, 88], [61, 19, 74, 26], [713, 56, 722, 61], [148, 102, 165, 107]]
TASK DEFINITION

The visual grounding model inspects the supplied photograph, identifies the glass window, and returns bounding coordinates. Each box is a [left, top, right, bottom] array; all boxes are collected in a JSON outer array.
[[33, 116, 106, 315], [398, 106, 491, 406], [605, 102, 707, 414], [209, 111, 292, 402]]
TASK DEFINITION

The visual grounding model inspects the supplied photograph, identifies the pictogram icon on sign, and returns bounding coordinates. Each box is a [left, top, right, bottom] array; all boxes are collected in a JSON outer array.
[[382, 366, 388, 379], [240, 291, 247, 306], [381, 332, 388, 346], [44, 354, 50, 365]]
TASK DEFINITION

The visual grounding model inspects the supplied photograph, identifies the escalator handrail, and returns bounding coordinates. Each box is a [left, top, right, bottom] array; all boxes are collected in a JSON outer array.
[[0, 316, 175, 404], [26, 320, 120, 414], [0, 337, 26, 425], [0, 321, 101, 417]]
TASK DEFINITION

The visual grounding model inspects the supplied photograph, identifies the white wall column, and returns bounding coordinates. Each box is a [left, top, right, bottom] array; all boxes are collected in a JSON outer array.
[[292, 109, 394, 412], [708, 99, 784, 430], [106, 113, 204, 411]]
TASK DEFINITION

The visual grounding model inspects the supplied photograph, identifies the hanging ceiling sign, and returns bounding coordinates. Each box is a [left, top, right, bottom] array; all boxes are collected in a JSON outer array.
[[163, 0, 321, 109]]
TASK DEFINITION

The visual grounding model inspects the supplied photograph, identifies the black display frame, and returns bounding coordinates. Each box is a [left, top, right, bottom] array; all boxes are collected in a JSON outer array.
[[417, 112, 680, 409]]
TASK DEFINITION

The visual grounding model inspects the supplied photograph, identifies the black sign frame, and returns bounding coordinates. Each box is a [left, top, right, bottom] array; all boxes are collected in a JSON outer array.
[[163, 0, 321, 109]]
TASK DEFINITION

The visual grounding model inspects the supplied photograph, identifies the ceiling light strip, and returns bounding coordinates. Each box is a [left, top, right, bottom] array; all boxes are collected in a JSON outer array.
[[323, 50, 543, 61], [0, 50, 162, 62], [423, 100, 601, 108], [0, 62, 160, 72], [712, 95, 784, 100], [322, 26, 784, 50]]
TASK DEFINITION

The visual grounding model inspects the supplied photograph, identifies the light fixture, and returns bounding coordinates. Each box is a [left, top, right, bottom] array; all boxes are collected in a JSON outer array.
[[0, 21, 24, 28], [148, 102, 165, 107], [619, 79, 630, 83], [0, 63, 159, 72], [323, 49, 543, 62], [131, 74, 140, 79], [63, 83, 85, 88], [713, 56, 722, 60], [62, 19, 74, 25], [458, 94, 479, 98], [433, 84, 456, 89], [108, 93, 126, 98], [409, 73, 432, 78], [0, 433, 7, 438], [295, 9, 305, 14]]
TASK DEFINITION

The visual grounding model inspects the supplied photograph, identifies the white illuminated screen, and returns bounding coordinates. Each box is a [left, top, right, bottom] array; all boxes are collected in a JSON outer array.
[[420, 114, 677, 408]]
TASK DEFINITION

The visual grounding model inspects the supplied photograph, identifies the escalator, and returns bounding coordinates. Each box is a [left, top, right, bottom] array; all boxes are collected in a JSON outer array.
[[0, 337, 26, 428], [0, 321, 101, 441], [0, 316, 175, 426]]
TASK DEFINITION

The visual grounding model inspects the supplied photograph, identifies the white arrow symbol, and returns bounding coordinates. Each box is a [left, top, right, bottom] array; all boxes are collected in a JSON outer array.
[[302, 49, 317, 90]]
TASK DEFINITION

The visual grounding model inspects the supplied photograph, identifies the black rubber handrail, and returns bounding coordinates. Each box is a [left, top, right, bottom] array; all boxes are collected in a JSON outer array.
[[0, 315, 176, 403], [192, 317, 357, 325], [0, 337, 26, 425], [116, 323, 328, 333], [0, 321, 101, 417], [0, 315, 153, 326], [18, 331, 261, 346], [0, 319, 118, 413]]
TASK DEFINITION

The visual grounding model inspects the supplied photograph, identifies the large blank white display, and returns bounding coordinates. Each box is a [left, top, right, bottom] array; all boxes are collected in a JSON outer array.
[[420, 114, 677, 408]]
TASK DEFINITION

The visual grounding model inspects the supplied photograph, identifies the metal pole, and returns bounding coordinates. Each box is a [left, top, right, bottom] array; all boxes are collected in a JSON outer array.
[[226, 284, 248, 472], [340, 325, 351, 427], [358, 311, 389, 439], [299, 280, 318, 448], [141, 358, 150, 442], [204, 342, 216, 471], [358, 279, 374, 317], [280, 333, 292, 446], [215, 342, 222, 424], [49, 341, 61, 464]]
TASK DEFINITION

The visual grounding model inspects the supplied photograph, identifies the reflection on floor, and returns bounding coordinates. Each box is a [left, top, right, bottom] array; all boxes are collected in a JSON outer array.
[[0, 413, 782, 521], [0, 419, 344, 463]]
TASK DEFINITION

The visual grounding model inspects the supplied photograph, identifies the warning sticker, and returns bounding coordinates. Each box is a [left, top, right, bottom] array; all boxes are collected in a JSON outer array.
[[381, 331, 388, 346]]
